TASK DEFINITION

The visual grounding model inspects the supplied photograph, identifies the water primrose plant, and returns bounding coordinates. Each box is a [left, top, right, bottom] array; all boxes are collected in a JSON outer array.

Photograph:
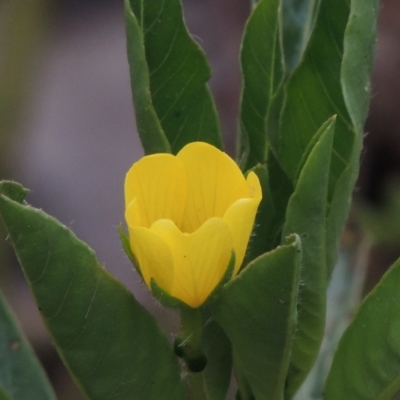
[[124, 142, 262, 308], [2, 0, 398, 399]]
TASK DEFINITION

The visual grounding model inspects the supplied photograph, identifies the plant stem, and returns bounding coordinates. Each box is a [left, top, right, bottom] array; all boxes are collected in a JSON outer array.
[[180, 307, 202, 350], [179, 308, 208, 400], [188, 371, 207, 400]]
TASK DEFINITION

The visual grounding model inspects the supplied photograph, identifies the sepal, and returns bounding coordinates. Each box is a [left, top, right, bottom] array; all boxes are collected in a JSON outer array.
[[118, 224, 142, 278]]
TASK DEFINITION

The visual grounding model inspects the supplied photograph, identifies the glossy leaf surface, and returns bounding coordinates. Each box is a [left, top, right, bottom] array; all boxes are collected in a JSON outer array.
[[325, 257, 400, 399], [210, 236, 301, 400], [125, 0, 222, 154], [0, 181, 186, 400], [0, 290, 56, 400]]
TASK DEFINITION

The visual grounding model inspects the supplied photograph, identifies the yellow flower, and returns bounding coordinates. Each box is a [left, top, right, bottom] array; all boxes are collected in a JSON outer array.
[[124, 142, 262, 308]]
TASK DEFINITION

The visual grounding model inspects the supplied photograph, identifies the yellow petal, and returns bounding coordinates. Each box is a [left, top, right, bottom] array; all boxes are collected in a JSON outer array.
[[177, 142, 249, 233], [151, 218, 233, 308], [125, 198, 142, 227], [246, 170, 263, 201], [223, 171, 262, 274], [128, 225, 174, 293], [124, 153, 187, 228]]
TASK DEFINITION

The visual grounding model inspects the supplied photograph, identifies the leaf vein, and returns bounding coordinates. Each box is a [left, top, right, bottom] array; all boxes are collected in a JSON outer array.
[[143, 0, 166, 36], [309, 52, 350, 127], [159, 63, 200, 123], [47, 276, 74, 320], [151, 50, 191, 99], [31, 251, 51, 283], [149, 25, 181, 78]]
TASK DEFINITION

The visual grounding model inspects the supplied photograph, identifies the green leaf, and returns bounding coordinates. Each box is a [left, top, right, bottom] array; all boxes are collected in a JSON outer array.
[[325, 139, 360, 276], [0, 181, 28, 204], [0, 386, 11, 400], [243, 163, 290, 266], [118, 224, 142, 278], [238, 0, 284, 170], [282, 118, 334, 396], [202, 316, 232, 400], [234, 374, 255, 400], [0, 290, 56, 400], [242, 165, 274, 266], [265, 150, 294, 246], [124, 0, 170, 154], [324, 0, 379, 274], [341, 0, 379, 133], [0, 182, 186, 400], [270, 0, 359, 199], [325, 256, 400, 399], [210, 235, 301, 400], [281, 0, 319, 74], [293, 116, 332, 183], [274, 3, 351, 190], [125, 0, 222, 155]]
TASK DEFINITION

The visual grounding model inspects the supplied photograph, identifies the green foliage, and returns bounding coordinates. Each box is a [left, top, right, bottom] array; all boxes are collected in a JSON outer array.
[[0, 290, 56, 400], [269, 0, 353, 191], [282, 117, 334, 396], [341, 0, 379, 133], [281, 0, 318, 73], [210, 235, 301, 400], [0, 182, 186, 400], [240, 0, 378, 272], [325, 257, 400, 399], [123, 0, 170, 154], [326, 0, 379, 274], [0, 386, 11, 400], [201, 317, 232, 400], [264, 151, 294, 250], [238, 0, 283, 170], [0, 0, 380, 398], [237, 0, 377, 393], [124, 0, 222, 155], [242, 165, 275, 266]]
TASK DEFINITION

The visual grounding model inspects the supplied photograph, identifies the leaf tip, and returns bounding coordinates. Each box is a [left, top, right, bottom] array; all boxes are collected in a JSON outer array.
[[0, 181, 29, 204]]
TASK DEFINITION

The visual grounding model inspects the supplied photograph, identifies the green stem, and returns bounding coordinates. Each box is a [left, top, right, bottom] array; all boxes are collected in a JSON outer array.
[[179, 308, 208, 400], [188, 371, 207, 400], [180, 307, 202, 350]]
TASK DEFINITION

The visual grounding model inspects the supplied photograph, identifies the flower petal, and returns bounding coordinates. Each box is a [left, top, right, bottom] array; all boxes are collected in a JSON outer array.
[[128, 225, 174, 293], [125, 153, 187, 228], [177, 142, 249, 233], [151, 218, 233, 308], [125, 198, 142, 227], [246, 170, 263, 201], [223, 172, 262, 273]]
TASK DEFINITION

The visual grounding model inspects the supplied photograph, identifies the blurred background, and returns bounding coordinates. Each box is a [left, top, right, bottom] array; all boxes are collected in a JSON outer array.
[[0, 0, 399, 398]]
